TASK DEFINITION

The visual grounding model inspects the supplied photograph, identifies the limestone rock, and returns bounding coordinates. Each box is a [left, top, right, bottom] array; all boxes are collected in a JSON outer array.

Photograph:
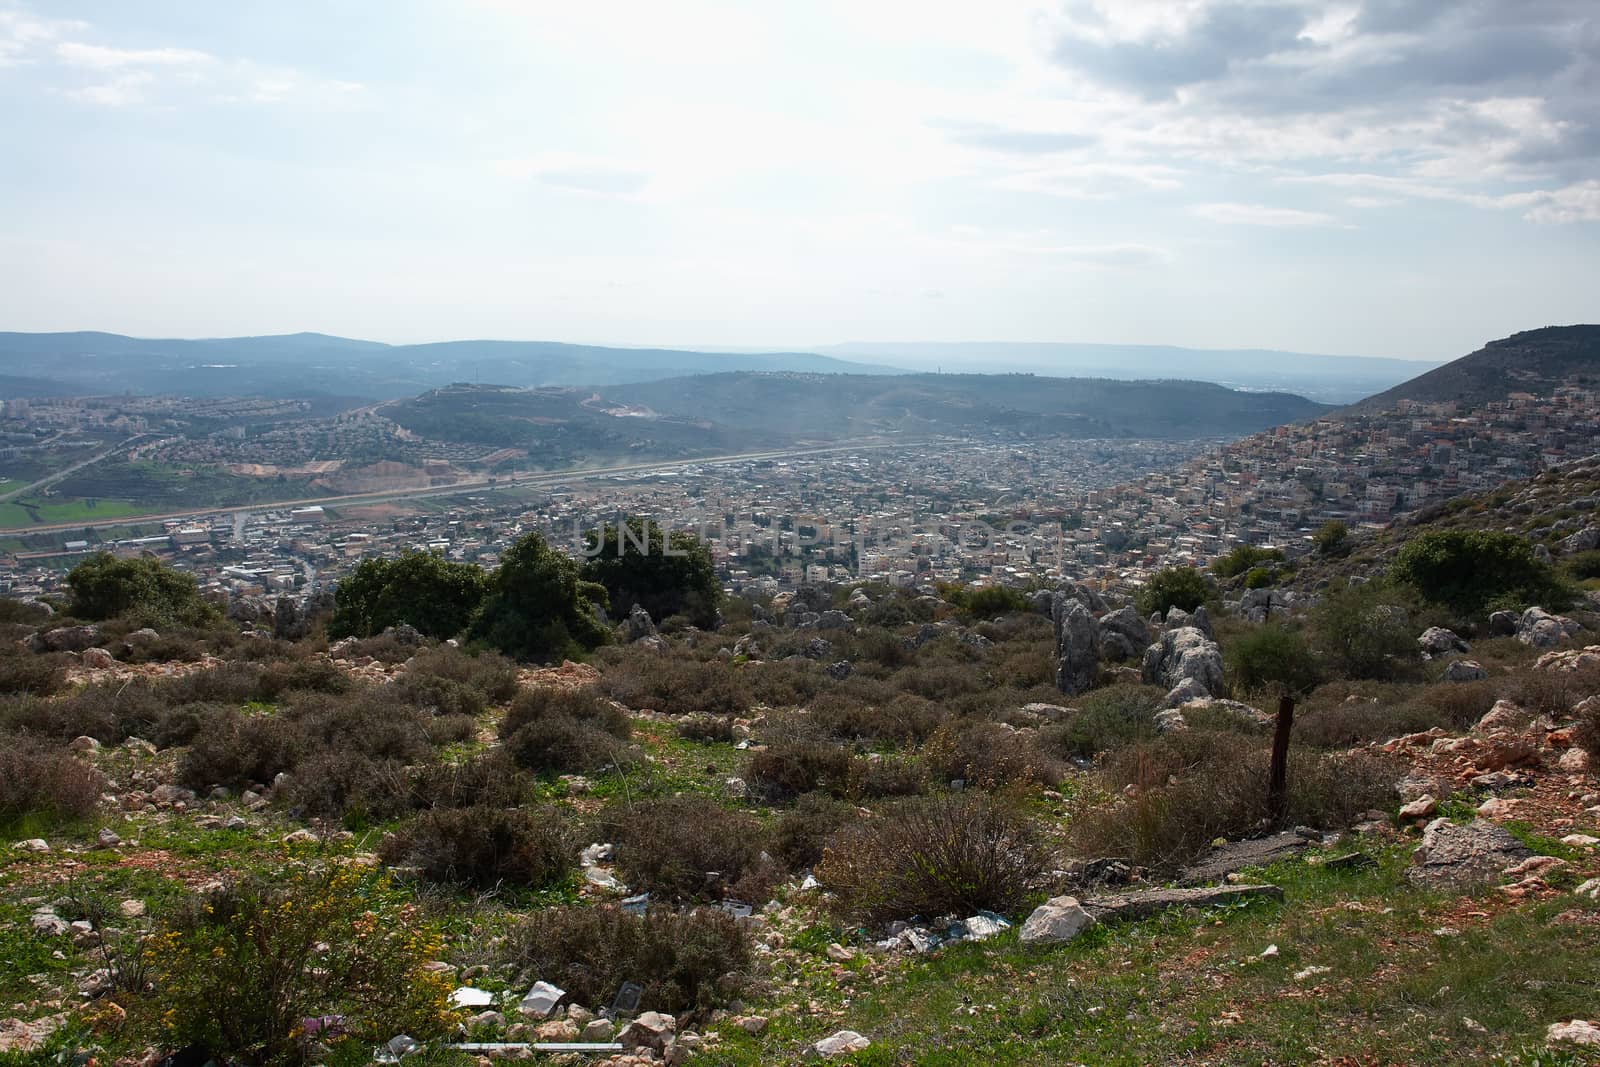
[[1418, 627, 1469, 658], [1441, 659, 1487, 683], [1408, 818, 1532, 887], [1019, 896, 1097, 945], [812, 1030, 871, 1057], [1142, 626, 1223, 698], [1052, 597, 1100, 696], [618, 1011, 676, 1053]]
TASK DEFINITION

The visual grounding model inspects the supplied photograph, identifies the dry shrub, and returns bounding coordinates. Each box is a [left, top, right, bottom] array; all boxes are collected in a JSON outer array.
[[379, 805, 575, 889], [501, 687, 632, 776], [890, 661, 988, 702], [285, 752, 414, 824], [1499, 662, 1600, 718], [391, 645, 520, 715], [850, 753, 929, 799], [815, 792, 1045, 923], [599, 649, 752, 716], [1067, 730, 1399, 872], [178, 709, 307, 791], [285, 691, 433, 764], [1293, 679, 1496, 748], [676, 714, 735, 743], [505, 904, 752, 1015], [770, 793, 859, 871], [412, 751, 532, 810], [924, 720, 1066, 789], [0, 649, 71, 697], [805, 686, 945, 744], [426, 712, 478, 746], [0, 737, 105, 826], [598, 795, 772, 903], [744, 741, 856, 802], [744, 658, 827, 707]]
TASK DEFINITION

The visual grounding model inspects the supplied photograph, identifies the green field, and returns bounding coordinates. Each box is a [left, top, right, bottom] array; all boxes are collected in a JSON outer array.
[[0, 497, 146, 530]]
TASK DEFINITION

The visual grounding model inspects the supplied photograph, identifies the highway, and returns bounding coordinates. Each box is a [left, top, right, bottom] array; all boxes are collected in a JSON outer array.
[[0, 438, 911, 538], [0, 434, 156, 504]]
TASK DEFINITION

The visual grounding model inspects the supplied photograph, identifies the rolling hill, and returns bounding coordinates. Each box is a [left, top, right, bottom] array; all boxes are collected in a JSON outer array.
[[1347, 325, 1600, 413]]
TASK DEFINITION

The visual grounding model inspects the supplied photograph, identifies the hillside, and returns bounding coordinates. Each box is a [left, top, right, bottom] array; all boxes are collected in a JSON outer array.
[[384, 384, 761, 465], [0, 332, 899, 401], [606, 372, 1328, 440], [1348, 325, 1600, 412], [824, 341, 1442, 403]]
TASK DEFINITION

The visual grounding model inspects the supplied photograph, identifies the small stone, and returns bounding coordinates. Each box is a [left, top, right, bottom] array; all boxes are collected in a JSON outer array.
[[533, 1019, 579, 1042], [736, 1016, 769, 1036], [282, 829, 316, 844], [813, 1030, 871, 1057], [1547, 1020, 1600, 1047], [1561, 833, 1600, 848], [1294, 965, 1331, 982], [1559, 748, 1592, 773], [13, 839, 49, 853], [1399, 794, 1437, 820], [69, 736, 101, 753], [118, 899, 145, 918], [1259, 944, 1279, 958], [96, 828, 121, 849], [1477, 797, 1518, 819], [825, 943, 856, 963], [618, 1011, 676, 1053], [580, 1019, 615, 1042], [1019, 896, 1097, 945]]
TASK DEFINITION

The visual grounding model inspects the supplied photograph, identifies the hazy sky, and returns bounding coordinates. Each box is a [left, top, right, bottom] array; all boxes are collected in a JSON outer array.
[[1, 1, 1596, 359]]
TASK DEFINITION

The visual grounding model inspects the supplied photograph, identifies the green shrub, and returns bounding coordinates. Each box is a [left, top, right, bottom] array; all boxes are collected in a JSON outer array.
[[1041, 684, 1163, 759], [953, 585, 1032, 619], [470, 531, 610, 661], [505, 904, 753, 1014], [1390, 528, 1570, 616], [64, 552, 218, 627], [147, 865, 456, 1067], [0, 649, 70, 697], [581, 519, 721, 630], [1135, 566, 1211, 618], [815, 793, 1046, 923], [1212, 544, 1285, 580], [1311, 580, 1418, 680], [1225, 623, 1322, 697], [1563, 550, 1600, 581], [328, 551, 487, 640], [1314, 520, 1351, 558], [378, 805, 575, 890]]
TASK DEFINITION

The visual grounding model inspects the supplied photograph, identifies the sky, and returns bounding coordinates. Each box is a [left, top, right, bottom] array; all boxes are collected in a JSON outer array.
[[0, 0, 1596, 360]]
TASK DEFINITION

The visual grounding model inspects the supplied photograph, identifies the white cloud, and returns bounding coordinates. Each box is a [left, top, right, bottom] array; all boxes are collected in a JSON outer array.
[[495, 153, 653, 198], [55, 42, 213, 69], [1193, 202, 1340, 227]]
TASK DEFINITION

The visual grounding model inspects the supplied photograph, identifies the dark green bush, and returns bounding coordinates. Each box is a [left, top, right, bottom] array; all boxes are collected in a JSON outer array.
[[328, 550, 487, 640], [581, 519, 721, 630], [1040, 684, 1163, 759], [1135, 566, 1211, 617], [64, 552, 218, 627], [1213, 544, 1285, 580], [1225, 623, 1322, 697], [1390, 528, 1570, 616], [1311, 581, 1418, 681]]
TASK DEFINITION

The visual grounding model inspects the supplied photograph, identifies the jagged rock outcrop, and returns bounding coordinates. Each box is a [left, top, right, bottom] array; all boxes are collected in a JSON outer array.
[[1098, 606, 1150, 663], [27, 626, 101, 653], [1517, 607, 1582, 648], [1408, 817, 1533, 887], [1053, 596, 1100, 696], [1418, 626, 1469, 659], [1142, 626, 1224, 699], [620, 603, 657, 643]]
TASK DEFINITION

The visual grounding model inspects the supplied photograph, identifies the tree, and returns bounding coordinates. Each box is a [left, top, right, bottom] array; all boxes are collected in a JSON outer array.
[[1135, 566, 1211, 618], [1311, 579, 1416, 680], [581, 519, 720, 629], [470, 531, 609, 661], [328, 551, 487, 640], [1223, 623, 1323, 823], [1211, 544, 1285, 580], [1390, 528, 1568, 616], [1312, 520, 1350, 558], [65, 552, 217, 627]]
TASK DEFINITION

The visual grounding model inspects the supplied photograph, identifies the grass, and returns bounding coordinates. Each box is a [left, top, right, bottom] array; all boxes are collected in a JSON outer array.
[[0, 497, 145, 529], [711, 847, 1600, 1065]]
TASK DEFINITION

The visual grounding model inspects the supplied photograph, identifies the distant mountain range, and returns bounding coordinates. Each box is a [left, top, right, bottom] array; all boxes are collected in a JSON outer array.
[[1345, 325, 1600, 412], [0, 330, 1435, 404], [0, 331, 897, 401], [816, 341, 1443, 403]]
